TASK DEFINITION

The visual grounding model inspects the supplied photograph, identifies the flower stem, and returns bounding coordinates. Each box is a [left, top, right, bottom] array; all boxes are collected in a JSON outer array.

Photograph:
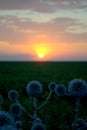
[[37, 91, 52, 111], [75, 97, 80, 122], [33, 97, 37, 118], [72, 97, 80, 130]]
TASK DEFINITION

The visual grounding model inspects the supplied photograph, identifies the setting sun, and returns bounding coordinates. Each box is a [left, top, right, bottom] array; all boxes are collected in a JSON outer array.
[[32, 43, 50, 60], [38, 53, 45, 58]]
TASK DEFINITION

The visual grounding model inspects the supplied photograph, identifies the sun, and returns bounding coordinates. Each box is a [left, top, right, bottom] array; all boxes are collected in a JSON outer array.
[[33, 43, 50, 60], [38, 53, 45, 58]]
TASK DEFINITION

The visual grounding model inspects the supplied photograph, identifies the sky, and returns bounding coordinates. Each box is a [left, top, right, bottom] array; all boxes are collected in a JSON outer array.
[[0, 0, 87, 61]]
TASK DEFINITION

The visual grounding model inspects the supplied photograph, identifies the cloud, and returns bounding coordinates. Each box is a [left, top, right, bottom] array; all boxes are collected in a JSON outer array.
[[0, 15, 87, 45], [51, 53, 87, 61], [0, 54, 35, 61], [44, 0, 87, 9], [0, 16, 36, 44], [0, 0, 87, 12], [0, 0, 56, 13]]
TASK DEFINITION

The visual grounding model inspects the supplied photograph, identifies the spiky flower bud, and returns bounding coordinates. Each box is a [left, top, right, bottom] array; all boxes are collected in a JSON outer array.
[[0, 125, 17, 130], [68, 79, 87, 96], [48, 82, 57, 92], [15, 121, 22, 129], [26, 81, 43, 97], [8, 90, 19, 101], [31, 122, 46, 130], [55, 84, 66, 96], [10, 103, 22, 118], [0, 111, 15, 127]]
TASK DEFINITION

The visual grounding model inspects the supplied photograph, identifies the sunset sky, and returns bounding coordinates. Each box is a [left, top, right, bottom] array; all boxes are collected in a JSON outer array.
[[0, 0, 87, 61]]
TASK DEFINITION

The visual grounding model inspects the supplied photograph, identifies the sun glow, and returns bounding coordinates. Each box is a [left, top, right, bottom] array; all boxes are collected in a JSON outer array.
[[33, 43, 49, 60]]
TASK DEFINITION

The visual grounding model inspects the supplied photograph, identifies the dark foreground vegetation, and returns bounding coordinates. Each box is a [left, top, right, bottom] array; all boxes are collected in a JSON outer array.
[[0, 61, 87, 130]]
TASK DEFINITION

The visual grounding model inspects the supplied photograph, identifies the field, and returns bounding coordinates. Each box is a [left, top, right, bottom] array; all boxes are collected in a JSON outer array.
[[0, 61, 87, 129]]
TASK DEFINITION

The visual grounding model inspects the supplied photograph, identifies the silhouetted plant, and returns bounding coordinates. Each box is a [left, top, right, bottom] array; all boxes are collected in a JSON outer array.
[[26, 81, 43, 97], [45, 115, 49, 125], [26, 80, 53, 120], [55, 84, 67, 96], [0, 111, 15, 127], [31, 121, 46, 130], [68, 79, 87, 97], [48, 82, 57, 92], [15, 120, 23, 129], [68, 79, 87, 130], [0, 94, 3, 110], [0, 94, 3, 104], [10, 103, 22, 119], [72, 118, 87, 130], [8, 90, 19, 101], [0, 125, 17, 130], [0, 79, 87, 130]]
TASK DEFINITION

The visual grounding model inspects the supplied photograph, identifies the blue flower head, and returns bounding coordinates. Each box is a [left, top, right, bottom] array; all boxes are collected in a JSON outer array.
[[15, 121, 22, 129], [0, 94, 3, 104], [0, 125, 17, 130], [68, 79, 87, 96], [55, 84, 66, 96], [8, 90, 19, 101], [26, 80, 43, 97], [0, 111, 15, 127], [31, 122, 46, 130], [10, 103, 22, 118], [48, 82, 57, 92]]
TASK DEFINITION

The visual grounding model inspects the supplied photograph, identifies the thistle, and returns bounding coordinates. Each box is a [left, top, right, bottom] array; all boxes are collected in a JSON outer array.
[[48, 82, 57, 92], [0, 125, 17, 130], [10, 103, 22, 119], [0, 111, 15, 127], [15, 121, 22, 129], [8, 90, 19, 101], [31, 122, 46, 130], [68, 79, 87, 97], [26, 80, 43, 97], [68, 79, 87, 130], [55, 84, 66, 96]]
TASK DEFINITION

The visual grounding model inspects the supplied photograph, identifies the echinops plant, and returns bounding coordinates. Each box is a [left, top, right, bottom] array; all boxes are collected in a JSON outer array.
[[0, 79, 87, 130]]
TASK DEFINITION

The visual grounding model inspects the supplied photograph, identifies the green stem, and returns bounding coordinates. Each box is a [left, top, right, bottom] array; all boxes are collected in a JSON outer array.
[[72, 97, 80, 130], [36, 91, 52, 111], [75, 97, 80, 122], [33, 97, 37, 118]]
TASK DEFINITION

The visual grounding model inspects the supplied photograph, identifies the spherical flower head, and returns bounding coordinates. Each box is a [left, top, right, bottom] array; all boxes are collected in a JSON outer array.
[[15, 121, 22, 129], [10, 103, 22, 118], [55, 84, 66, 96], [77, 118, 85, 127], [0, 125, 17, 130], [8, 90, 19, 101], [68, 79, 87, 97], [48, 82, 57, 92], [26, 80, 43, 97], [31, 122, 46, 130], [0, 94, 3, 104], [0, 111, 15, 127]]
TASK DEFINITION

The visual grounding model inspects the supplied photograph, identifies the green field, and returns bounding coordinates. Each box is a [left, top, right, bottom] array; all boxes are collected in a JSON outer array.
[[0, 61, 87, 90], [0, 61, 87, 129]]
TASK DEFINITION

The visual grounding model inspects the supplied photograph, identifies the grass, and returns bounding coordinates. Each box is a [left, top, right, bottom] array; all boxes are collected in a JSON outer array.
[[0, 61, 87, 129], [0, 61, 87, 89]]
